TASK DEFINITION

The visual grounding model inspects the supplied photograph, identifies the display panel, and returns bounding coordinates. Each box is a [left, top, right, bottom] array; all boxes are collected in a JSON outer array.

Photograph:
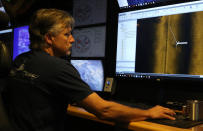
[[73, 0, 107, 26], [117, 0, 167, 9], [116, 1, 203, 81], [71, 60, 104, 91], [117, 0, 196, 9], [13, 25, 30, 60], [71, 26, 106, 58]]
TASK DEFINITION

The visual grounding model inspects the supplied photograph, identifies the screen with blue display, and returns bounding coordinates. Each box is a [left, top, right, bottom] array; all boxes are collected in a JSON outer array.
[[71, 60, 104, 91], [0, 28, 13, 54], [13, 25, 30, 60], [117, 0, 192, 9]]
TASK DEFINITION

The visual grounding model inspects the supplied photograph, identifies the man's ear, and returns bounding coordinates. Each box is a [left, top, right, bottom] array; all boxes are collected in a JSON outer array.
[[44, 33, 53, 46]]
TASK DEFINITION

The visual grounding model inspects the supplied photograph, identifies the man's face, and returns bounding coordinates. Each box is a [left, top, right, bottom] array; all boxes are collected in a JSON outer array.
[[51, 27, 75, 57]]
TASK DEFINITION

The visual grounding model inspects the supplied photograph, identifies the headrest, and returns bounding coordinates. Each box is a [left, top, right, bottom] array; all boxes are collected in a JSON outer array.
[[0, 11, 10, 29], [0, 41, 11, 77]]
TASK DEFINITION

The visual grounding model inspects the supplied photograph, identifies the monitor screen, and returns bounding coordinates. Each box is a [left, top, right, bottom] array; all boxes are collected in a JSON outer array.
[[71, 26, 106, 58], [116, 1, 203, 81], [117, 0, 169, 9], [13, 25, 30, 60], [71, 60, 104, 91], [73, 0, 107, 26]]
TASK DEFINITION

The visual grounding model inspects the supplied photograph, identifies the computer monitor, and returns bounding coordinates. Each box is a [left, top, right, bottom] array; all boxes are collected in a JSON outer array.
[[117, 0, 176, 9], [13, 25, 30, 60], [71, 25, 106, 58], [116, 1, 203, 81], [73, 0, 107, 26], [71, 59, 104, 92]]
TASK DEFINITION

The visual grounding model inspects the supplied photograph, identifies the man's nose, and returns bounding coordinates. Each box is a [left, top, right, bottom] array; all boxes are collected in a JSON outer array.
[[70, 35, 75, 43]]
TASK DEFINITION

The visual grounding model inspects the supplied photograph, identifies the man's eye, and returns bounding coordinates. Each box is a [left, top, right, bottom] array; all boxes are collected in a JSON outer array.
[[65, 33, 71, 37]]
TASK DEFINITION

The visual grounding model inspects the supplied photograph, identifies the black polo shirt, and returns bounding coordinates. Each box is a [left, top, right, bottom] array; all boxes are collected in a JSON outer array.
[[3, 51, 93, 131]]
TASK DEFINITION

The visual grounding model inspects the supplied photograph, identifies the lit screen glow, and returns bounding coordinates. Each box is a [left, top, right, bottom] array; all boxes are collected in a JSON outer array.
[[116, 1, 203, 80], [71, 60, 104, 91], [13, 25, 30, 60]]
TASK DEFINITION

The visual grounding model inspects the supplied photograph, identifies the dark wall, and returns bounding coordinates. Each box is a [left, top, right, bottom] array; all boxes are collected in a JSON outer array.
[[2, 0, 73, 27]]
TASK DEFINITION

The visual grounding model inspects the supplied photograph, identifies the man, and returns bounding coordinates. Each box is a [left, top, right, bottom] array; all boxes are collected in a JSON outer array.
[[3, 8, 175, 131]]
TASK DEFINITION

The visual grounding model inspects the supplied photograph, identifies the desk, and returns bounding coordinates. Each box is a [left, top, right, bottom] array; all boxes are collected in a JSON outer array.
[[67, 105, 203, 131]]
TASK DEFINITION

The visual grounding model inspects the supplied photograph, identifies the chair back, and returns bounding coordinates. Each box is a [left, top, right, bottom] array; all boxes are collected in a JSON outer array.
[[0, 41, 14, 131], [0, 40, 11, 78]]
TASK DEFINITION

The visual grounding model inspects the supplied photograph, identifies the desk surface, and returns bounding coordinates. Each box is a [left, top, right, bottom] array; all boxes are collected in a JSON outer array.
[[67, 105, 203, 131]]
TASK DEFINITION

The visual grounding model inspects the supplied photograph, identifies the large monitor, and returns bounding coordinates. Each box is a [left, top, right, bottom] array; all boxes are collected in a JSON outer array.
[[116, 1, 203, 81], [71, 60, 104, 91], [13, 25, 30, 60]]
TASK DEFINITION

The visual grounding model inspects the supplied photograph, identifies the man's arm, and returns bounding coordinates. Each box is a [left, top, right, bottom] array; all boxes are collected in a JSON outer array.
[[77, 92, 175, 122]]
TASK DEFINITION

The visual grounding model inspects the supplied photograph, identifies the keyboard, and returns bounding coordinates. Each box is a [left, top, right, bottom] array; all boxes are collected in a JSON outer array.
[[147, 113, 203, 128], [112, 100, 203, 128]]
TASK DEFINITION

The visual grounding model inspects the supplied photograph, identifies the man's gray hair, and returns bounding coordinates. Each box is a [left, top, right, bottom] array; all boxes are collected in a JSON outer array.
[[29, 8, 75, 50]]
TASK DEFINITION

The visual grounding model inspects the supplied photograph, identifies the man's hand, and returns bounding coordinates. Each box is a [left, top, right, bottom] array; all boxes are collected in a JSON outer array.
[[147, 105, 176, 120]]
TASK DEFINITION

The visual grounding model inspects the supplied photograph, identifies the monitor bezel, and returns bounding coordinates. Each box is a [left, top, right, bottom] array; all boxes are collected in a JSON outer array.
[[118, 0, 200, 12]]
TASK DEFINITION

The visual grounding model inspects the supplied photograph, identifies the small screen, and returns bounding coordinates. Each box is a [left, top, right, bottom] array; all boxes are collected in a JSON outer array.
[[71, 60, 104, 91], [73, 0, 107, 26], [71, 26, 106, 58], [13, 25, 30, 60], [116, 1, 203, 80]]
